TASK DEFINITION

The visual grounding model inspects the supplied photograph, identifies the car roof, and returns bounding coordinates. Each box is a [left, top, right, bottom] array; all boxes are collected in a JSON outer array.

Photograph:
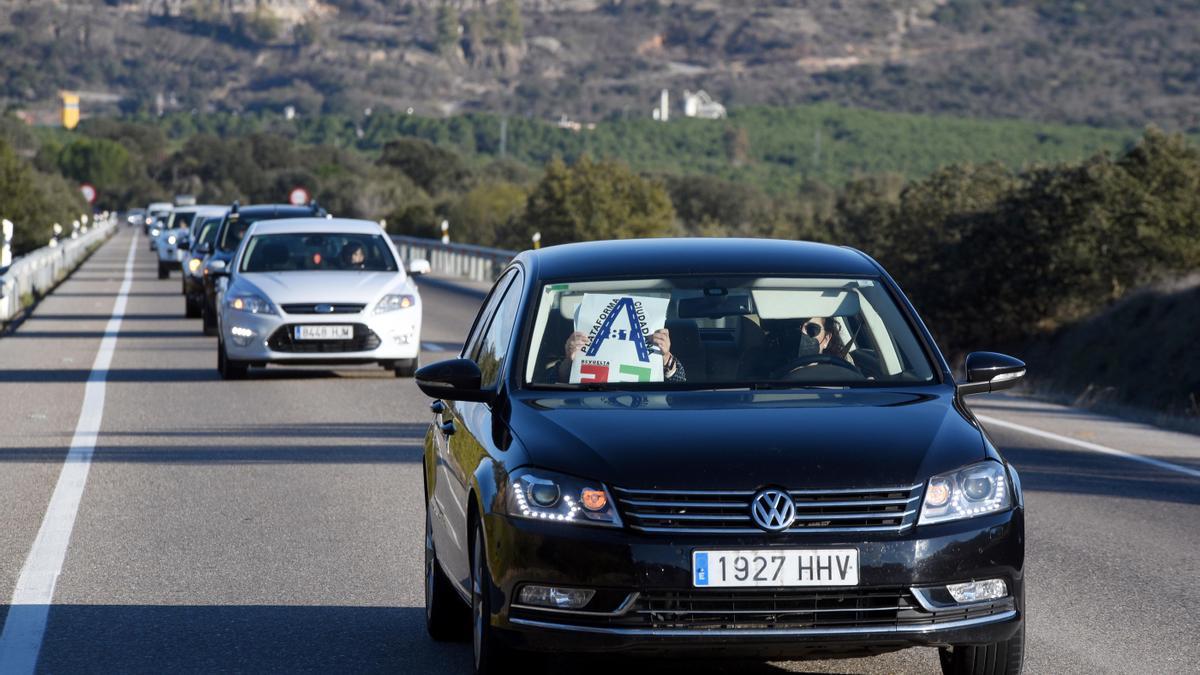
[[176, 204, 226, 214], [515, 238, 880, 280], [246, 217, 385, 236], [234, 204, 321, 218]]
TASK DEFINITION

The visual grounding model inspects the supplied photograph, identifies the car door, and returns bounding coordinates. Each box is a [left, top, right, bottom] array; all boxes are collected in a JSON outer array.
[[430, 269, 521, 587]]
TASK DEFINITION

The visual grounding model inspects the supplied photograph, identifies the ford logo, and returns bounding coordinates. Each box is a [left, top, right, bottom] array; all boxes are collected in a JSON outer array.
[[750, 488, 796, 532], [315, 304, 334, 313]]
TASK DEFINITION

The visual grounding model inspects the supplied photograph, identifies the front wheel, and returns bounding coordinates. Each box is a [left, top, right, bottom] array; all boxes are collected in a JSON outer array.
[[202, 302, 217, 336], [394, 357, 419, 378], [471, 523, 515, 675], [939, 620, 1024, 675], [426, 508, 468, 641], [217, 340, 248, 380]]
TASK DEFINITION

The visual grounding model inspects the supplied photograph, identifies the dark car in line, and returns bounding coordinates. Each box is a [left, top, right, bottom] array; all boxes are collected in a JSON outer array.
[[415, 238, 1028, 675], [181, 210, 229, 318], [200, 202, 326, 335]]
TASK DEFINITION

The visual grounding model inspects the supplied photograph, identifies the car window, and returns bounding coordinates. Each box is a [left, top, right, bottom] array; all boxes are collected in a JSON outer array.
[[475, 271, 523, 390], [523, 275, 935, 388], [239, 233, 398, 272], [197, 218, 221, 247], [463, 269, 517, 360]]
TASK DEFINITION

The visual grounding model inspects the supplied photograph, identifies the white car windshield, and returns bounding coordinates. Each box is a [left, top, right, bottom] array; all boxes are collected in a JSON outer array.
[[239, 233, 398, 273], [524, 276, 936, 388]]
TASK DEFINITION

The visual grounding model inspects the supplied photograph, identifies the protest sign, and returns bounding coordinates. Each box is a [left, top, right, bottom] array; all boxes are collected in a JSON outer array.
[[569, 294, 669, 383]]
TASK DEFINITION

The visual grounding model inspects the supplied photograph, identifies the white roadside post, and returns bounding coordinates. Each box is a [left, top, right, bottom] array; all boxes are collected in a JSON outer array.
[[532, 231, 541, 250], [440, 219, 450, 245], [71, 220, 80, 240], [1, 219, 13, 268]]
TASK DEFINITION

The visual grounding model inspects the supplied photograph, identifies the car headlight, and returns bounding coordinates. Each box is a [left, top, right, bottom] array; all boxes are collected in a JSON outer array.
[[151, 228, 161, 236], [918, 460, 1011, 525], [187, 257, 203, 273], [226, 293, 276, 315], [374, 294, 416, 314], [504, 468, 622, 527], [167, 235, 177, 245]]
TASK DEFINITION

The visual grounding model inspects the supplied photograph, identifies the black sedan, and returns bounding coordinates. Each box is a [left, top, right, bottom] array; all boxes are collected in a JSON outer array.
[[416, 238, 1027, 675], [200, 202, 325, 335]]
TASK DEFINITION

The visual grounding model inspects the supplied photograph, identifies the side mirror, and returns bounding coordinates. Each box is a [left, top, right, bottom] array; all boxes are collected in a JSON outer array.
[[178, 239, 190, 251], [415, 358, 496, 404], [958, 352, 1026, 396], [408, 258, 431, 276], [197, 243, 212, 255], [208, 259, 229, 278]]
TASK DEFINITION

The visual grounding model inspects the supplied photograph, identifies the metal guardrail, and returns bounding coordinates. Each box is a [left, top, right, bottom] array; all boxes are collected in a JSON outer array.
[[390, 235, 517, 283], [0, 217, 118, 323]]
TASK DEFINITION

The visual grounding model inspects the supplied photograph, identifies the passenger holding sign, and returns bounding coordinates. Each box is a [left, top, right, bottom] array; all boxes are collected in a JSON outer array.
[[559, 327, 686, 383], [545, 293, 687, 384]]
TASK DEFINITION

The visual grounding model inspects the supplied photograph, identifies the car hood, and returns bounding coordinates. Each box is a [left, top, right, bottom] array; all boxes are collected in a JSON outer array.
[[239, 271, 406, 306], [508, 387, 984, 491]]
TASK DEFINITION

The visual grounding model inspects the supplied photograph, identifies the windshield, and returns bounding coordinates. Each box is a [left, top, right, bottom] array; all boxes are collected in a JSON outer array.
[[196, 218, 221, 248], [167, 210, 196, 231], [524, 276, 935, 388], [239, 233, 398, 273]]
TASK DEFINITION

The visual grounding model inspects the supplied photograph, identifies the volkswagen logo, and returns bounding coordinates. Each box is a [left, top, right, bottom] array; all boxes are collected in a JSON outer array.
[[750, 488, 795, 532], [315, 304, 334, 313]]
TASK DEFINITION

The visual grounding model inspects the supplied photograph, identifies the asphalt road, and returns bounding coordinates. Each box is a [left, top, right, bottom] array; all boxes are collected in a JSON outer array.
[[1, 229, 1197, 674]]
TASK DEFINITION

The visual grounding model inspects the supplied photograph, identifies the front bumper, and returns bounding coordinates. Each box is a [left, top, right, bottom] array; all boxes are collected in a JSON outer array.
[[220, 308, 421, 363], [482, 507, 1023, 656]]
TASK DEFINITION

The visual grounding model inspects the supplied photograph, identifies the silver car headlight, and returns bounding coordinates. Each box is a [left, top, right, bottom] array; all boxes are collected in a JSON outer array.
[[151, 228, 161, 236], [918, 460, 1011, 525], [504, 468, 621, 528], [374, 294, 417, 314], [226, 293, 276, 315], [167, 235, 177, 245]]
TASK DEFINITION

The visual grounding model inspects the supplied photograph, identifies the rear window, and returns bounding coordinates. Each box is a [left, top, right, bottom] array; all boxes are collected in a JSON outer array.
[[239, 233, 398, 273]]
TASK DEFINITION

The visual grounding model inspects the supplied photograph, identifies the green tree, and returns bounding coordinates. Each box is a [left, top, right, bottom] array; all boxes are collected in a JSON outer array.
[[495, 0, 523, 45], [435, 2, 461, 58], [521, 156, 676, 247], [0, 139, 86, 253], [446, 180, 527, 247], [377, 137, 468, 194]]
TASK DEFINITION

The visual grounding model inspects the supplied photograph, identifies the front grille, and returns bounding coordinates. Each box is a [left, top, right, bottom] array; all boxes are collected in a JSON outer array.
[[591, 588, 1013, 630], [267, 324, 381, 353], [281, 303, 366, 314], [612, 484, 923, 534]]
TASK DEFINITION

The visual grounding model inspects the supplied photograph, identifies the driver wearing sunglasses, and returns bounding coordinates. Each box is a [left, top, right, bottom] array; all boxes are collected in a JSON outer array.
[[798, 317, 854, 364]]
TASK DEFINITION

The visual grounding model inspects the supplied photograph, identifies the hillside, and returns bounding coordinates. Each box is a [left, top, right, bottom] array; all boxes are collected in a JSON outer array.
[[1022, 275, 1200, 428], [2, 0, 1199, 130]]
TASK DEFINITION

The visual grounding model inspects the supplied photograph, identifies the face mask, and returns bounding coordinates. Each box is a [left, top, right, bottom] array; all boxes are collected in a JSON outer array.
[[797, 333, 820, 356]]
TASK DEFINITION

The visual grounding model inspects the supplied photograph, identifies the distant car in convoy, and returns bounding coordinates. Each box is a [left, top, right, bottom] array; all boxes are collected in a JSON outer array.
[[126, 208, 146, 227], [144, 201, 173, 237], [215, 217, 428, 379], [201, 202, 327, 336], [182, 210, 229, 318], [415, 238, 1028, 675], [155, 205, 224, 279]]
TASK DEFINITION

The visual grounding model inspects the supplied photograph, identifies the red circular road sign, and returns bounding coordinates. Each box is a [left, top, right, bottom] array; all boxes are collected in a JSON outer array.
[[80, 183, 97, 204], [288, 187, 310, 206]]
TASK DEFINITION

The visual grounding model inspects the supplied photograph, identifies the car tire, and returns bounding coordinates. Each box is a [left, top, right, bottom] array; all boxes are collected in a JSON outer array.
[[939, 620, 1024, 675], [185, 296, 201, 318], [157, 262, 168, 279], [426, 508, 468, 641], [202, 304, 217, 336], [395, 357, 419, 378], [471, 522, 515, 675], [217, 340, 248, 380]]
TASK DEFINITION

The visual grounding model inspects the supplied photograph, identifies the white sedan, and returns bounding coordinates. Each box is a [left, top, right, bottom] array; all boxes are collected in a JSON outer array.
[[216, 217, 428, 380]]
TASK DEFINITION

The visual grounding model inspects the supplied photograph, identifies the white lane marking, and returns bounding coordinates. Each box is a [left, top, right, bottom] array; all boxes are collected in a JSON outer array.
[[0, 231, 138, 674], [977, 414, 1200, 480]]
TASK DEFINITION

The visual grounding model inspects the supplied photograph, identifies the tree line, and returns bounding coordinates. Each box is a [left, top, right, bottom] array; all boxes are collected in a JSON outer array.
[[2, 111, 1197, 361]]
